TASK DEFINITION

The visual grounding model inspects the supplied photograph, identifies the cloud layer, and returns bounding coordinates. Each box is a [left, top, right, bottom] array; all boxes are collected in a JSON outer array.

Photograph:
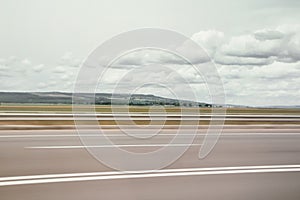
[[1, 24, 299, 106], [197, 24, 300, 66]]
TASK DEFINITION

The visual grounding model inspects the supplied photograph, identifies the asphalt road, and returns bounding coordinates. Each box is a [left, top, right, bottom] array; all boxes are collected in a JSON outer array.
[[1, 121, 300, 200]]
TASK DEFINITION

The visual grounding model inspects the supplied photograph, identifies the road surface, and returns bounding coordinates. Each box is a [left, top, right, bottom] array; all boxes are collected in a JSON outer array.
[[0, 114, 300, 199]]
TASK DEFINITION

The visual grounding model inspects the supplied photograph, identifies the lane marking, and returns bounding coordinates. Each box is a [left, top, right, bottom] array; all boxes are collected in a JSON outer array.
[[25, 143, 203, 149], [1, 164, 299, 182], [2, 124, 300, 127], [1, 117, 300, 121], [1, 165, 300, 186], [1, 133, 300, 138]]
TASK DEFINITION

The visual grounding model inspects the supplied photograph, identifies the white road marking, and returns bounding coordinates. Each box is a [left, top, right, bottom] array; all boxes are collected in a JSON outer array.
[[1, 132, 300, 138], [0, 165, 300, 186], [1, 164, 299, 182], [25, 143, 203, 149]]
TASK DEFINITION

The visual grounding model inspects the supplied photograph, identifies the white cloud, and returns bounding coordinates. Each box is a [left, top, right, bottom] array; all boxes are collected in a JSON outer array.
[[113, 49, 189, 66], [216, 24, 300, 65], [214, 52, 275, 66], [220, 34, 281, 58], [0, 24, 300, 107], [21, 59, 31, 66], [32, 64, 45, 73], [190, 24, 300, 66], [217, 61, 300, 106], [191, 30, 225, 57], [52, 66, 66, 73], [60, 52, 83, 68], [254, 29, 284, 41]]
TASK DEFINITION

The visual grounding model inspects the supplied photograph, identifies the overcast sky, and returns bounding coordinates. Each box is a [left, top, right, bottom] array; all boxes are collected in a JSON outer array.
[[0, 0, 300, 106]]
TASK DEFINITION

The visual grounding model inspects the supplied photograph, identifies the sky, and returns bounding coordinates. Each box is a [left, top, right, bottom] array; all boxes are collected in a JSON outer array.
[[0, 0, 300, 106]]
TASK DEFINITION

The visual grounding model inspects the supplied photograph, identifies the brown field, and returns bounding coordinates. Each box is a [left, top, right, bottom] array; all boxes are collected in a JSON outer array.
[[0, 105, 299, 128], [0, 120, 300, 126]]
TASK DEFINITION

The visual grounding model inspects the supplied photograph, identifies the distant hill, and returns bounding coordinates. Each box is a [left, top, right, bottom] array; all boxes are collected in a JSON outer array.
[[0, 92, 213, 107]]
